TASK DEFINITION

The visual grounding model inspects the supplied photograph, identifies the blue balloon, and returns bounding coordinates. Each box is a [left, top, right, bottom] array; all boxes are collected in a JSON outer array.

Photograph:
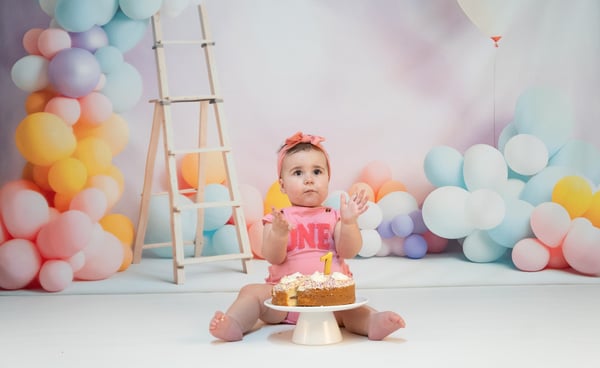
[[102, 10, 149, 53], [203, 184, 234, 232], [403, 234, 427, 259], [548, 139, 600, 185], [94, 45, 124, 74], [101, 62, 142, 112], [423, 145, 466, 188], [211, 225, 241, 255], [519, 165, 578, 206], [486, 199, 534, 248]]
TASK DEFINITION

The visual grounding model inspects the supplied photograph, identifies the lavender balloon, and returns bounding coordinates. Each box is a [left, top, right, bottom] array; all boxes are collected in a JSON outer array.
[[48, 48, 101, 98], [70, 25, 109, 52]]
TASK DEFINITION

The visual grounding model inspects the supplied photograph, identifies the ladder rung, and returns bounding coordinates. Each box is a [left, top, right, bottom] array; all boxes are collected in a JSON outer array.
[[169, 146, 231, 156], [142, 240, 195, 249], [154, 39, 215, 47], [175, 200, 241, 211], [178, 252, 253, 267], [150, 95, 222, 104]]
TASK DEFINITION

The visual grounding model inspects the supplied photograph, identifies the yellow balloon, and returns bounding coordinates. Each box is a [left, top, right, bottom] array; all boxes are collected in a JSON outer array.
[[99, 213, 134, 247], [552, 175, 593, 219], [263, 180, 291, 215], [181, 151, 226, 188], [73, 137, 112, 176], [48, 157, 88, 195], [15, 112, 76, 166], [583, 191, 600, 227]]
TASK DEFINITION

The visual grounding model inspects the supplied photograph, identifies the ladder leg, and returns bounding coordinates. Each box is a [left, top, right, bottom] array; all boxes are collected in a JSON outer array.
[[133, 102, 163, 263], [193, 101, 209, 257]]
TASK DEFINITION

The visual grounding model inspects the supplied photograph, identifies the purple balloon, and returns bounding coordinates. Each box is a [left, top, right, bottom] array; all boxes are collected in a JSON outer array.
[[404, 234, 427, 259], [48, 48, 101, 98], [70, 26, 109, 52], [390, 214, 414, 238], [409, 210, 428, 234], [376, 220, 395, 239]]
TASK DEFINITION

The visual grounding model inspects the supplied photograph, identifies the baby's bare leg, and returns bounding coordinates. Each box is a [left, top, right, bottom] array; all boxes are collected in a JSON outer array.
[[209, 283, 283, 341], [337, 306, 406, 340]]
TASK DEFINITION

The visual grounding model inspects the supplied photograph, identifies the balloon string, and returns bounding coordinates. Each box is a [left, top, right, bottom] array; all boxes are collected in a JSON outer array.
[[493, 43, 498, 146]]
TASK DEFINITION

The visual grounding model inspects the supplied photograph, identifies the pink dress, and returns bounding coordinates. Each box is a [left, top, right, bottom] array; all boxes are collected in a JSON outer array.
[[262, 206, 353, 284]]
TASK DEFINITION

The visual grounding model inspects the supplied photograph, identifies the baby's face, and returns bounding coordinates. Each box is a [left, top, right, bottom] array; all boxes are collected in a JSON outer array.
[[279, 148, 329, 207]]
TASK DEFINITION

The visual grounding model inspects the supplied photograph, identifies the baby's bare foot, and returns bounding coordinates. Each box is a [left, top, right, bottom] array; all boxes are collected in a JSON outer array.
[[209, 311, 243, 342], [367, 311, 406, 340]]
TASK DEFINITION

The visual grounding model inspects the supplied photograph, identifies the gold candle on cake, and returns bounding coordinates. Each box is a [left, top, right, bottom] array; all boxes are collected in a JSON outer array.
[[320, 251, 332, 275]]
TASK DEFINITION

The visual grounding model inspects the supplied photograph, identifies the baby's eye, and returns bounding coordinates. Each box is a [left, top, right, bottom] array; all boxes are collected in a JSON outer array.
[[313, 169, 323, 175], [292, 170, 303, 176]]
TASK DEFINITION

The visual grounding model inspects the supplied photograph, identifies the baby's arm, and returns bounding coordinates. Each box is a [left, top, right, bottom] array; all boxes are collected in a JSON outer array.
[[261, 208, 290, 264], [335, 190, 369, 258]]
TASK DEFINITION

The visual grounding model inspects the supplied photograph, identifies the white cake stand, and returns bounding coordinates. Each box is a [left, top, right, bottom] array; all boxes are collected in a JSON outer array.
[[264, 296, 368, 345]]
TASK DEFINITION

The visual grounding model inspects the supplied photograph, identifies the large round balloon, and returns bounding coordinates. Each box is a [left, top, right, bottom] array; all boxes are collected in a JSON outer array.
[[423, 145, 466, 188], [10, 55, 49, 92], [422, 186, 473, 239], [48, 48, 101, 98], [462, 144, 508, 191], [15, 112, 77, 167]]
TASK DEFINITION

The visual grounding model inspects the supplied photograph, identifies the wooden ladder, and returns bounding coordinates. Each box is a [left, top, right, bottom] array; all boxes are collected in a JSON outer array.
[[132, 4, 252, 284]]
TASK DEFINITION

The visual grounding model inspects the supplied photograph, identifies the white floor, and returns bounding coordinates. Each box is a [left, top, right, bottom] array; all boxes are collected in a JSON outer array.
[[2, 246, 600, 368]]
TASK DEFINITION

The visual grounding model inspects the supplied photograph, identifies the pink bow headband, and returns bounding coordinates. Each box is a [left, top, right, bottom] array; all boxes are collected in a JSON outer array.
[[277, 131, 330, 177]]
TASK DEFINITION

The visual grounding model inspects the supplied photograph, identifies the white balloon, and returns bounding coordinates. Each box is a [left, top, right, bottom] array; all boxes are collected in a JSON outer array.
[[422, 186, 474, 239], [465, 189, 506, 230], [357, 201, 382, 230], [376, 191, 418, 222], [463, 144, 508, 192], [456, 0, 522, 44], [358, 229, 382, 258], [503, 134, 548, 176]]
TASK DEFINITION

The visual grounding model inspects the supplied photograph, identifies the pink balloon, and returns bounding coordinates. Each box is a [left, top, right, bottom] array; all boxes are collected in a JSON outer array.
[[68, 251, 85, 272], [358, 160, 392, 194], [248, 221, 264, 259], [74, 224, 123, 281], [547, 245, 569, 269], [239, 184, 263, 225], [0, 239, 42, 290], [36, 210, 94, 259], [38, 28, 72, 59], [69, 188, 108, 222], [562, 218, 600, 275], [23, 28, 44, 55], [530, 202, 571, 248], [424, 230, 449, 253], [0, 179, 41, 204], [1, 189, 50, 240], [512, 238, 550, 272], [44, 96, 81, 126], [38, 259, 73, 292], [0, 216, 10, 244], [78, 91, 113, 125]]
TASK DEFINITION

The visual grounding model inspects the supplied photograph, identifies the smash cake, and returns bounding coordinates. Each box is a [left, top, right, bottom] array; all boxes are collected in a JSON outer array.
[[271, 271, 356, 307]]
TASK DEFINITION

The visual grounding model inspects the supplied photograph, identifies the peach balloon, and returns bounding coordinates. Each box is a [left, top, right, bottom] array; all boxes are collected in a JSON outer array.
[[424, 230, 449, 253], [376, 180, 407, 202], [38, 259, 73, 292], [68, 251, 85, 272], [547, 245, 569, 269], [73, 137, 112, 176], [69, 187, 108, 222], [239, 184, 264, 226], [511, 238, 550, 272], [530, 202, 571, 248], [48, 157, 88, 195], [562, 218, 600, 275], [87, 175, 120, 210], [15, 112, 77, 167], [0, 239, 42, 290], [0, 216, 10, 244], [77, 92, 113, 126], [74, 225, 123, 281], [0, 179, 42, 205], [181, 151, 226, 188], [36, 210, 94, 259], [348, 182, 375, 202], [74, 114, 129, 156], [38, 28, 71, 59], [23, 28, 44, 55], [99, 213, 134, 246], [53, 192, 74, 212], [358, 160, 392, 194], [45, 96, 81, 126], [1, 189, 50, 241]]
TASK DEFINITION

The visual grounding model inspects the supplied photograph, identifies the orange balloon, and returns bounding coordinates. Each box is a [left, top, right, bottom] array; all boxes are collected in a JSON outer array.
[[99, 213, 134, 247], [53, 192, 74, 212], [74, 113, 129, 156], [358, 160, 392, 194], [181, 151, 226, 188], [348, 182, 375, 202], [25, 90, 55, 114], [119, 242, 133, 272], [376, 180, 407, 202]]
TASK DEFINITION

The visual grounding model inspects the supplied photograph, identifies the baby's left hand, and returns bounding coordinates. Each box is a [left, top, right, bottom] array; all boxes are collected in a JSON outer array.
[[339, 189, 369, 224]]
